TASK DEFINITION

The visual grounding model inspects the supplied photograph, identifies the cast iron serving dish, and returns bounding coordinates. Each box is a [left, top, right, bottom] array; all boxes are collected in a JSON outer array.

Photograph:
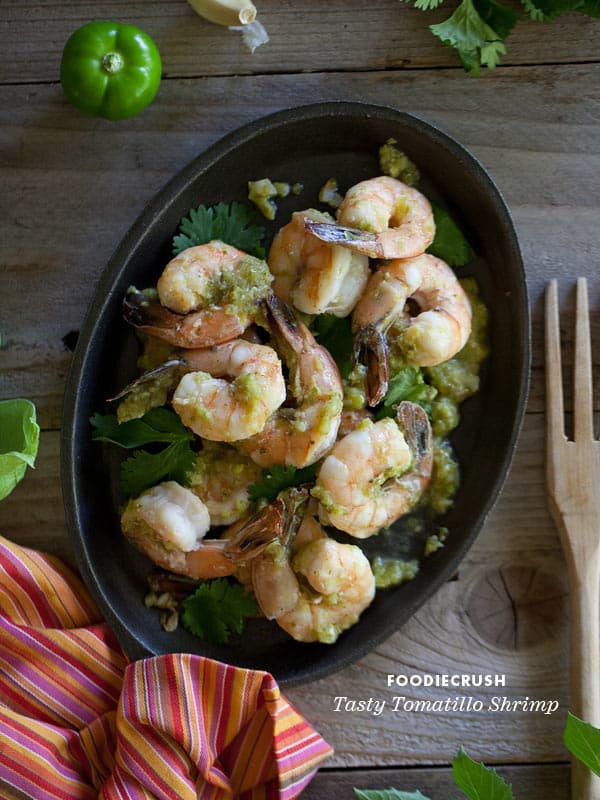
[[62, 102, 530, 686]]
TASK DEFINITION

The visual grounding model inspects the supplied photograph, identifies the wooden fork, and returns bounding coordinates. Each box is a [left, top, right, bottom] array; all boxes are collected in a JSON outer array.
[[546, 278, 600, 800]]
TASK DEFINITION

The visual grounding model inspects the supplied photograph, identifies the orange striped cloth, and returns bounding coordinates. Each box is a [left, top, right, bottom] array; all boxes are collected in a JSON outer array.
[[0, 535, 333, 799]]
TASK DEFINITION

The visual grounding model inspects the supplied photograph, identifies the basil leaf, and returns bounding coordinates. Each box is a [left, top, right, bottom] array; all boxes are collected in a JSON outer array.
[[564, 712, 600, 777]]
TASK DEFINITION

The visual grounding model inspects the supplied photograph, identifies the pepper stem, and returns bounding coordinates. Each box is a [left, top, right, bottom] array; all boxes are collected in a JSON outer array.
[[102, 52, 124, 74]]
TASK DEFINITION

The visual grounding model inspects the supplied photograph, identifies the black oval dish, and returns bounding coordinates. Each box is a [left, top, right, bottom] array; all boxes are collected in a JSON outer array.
[[62, 102, 530, 687]]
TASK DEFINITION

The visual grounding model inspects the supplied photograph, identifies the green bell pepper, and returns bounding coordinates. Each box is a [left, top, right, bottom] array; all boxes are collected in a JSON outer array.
[[60, 21, 162, 121]]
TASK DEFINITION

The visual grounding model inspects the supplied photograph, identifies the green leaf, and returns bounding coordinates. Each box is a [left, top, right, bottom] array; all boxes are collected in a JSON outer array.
[[91, 408, 192, 449], [520, 0, 582, 17], [353, 790, 431, 800], [120, 439, 196, 497], [0, 399, 40, 501], [430, 0, 506, 73], [172, 202, 265, 257], [474, 0, 518, 38], [376, 367, 436, 419], [415, 0, 446, 10], [312, 314, 354, 379], [181, 579, 258, 643], [579, 0, 600, 16], [427, 203, 475, 267], [248, 463, 318, 503], [452, 748, 515, 800], [564, 712, 600, 777]]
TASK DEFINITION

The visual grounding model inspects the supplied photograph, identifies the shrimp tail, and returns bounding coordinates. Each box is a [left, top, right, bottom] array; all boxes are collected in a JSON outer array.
[[123, 287, 188, 343], [263, 294, 303, 352], [304, 220, 384, 258], [396, 401, 433, 480], [353, 324, 390, 407], [107, 359, 184, 402], [226, 486, 310, 559], [123, 286, 246, 348]]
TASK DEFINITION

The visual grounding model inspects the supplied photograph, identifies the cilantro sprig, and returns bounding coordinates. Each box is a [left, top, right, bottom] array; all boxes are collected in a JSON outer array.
[[248, 463, 318, 503], [91, 408, 195, 497], [172, 201, 265, 257], [353, 747, 514, 800], [403, 0, 597, 74], [181, 579, 258, 644]]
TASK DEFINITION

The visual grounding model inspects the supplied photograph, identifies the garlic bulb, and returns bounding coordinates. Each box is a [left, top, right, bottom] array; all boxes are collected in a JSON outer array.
[[187, 0, 257, 27]]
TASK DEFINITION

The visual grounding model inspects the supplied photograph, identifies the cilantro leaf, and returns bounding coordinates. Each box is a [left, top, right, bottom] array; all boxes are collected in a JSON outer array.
[[521, 0, 582, 18], [120, 439, 196, 497], [427, 203, 474, 268], [173, 202, 265, 257], [430, 0, 506, 74], [313, 314, 354, 379], [415, 0, 446, 10], [248, 463, 318, 503], [376, 367, 437, 420], [452, 748, 515, 800], [0, 399, 40, 501], [474, 0, 518, 38], [181, 579, 258, 643], [579, 0, 600, 15], [354, 790, 431, 800], [564, 712, 600, 777], [91, 408, 192, 449]]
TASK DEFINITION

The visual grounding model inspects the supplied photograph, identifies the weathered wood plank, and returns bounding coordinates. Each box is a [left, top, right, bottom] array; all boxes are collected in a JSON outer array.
[[1, 65, 599, 427], [303, 763, 570, 798], [0, 413, 573, 766], [1, 0, 598, 85]]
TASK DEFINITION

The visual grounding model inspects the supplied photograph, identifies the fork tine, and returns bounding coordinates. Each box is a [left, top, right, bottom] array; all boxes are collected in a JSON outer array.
[[545, 280, 565, 440], [574, 277, 594, 441]]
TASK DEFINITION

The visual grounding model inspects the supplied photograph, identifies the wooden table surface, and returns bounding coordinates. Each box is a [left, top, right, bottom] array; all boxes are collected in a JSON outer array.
[[1, 2, 599, 797]]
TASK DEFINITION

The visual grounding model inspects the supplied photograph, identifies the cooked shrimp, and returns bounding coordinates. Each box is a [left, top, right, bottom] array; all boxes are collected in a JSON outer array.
[[353, 254, 472, 405], [122, 242, 272, 348], [251, 512, 375, 643], [338, 408, 374, 438], [171, 339, 286, 442], [239, 295, 343, 468], [268, 209, 369, 317], [120, 480, 282, 579], [313, 401, 433, 538], [188, 441, 262, 526], [305, 176, 435, 260]]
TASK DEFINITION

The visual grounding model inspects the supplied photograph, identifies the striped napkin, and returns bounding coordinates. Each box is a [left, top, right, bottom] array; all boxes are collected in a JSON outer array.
[[0, 536, 333, 799]]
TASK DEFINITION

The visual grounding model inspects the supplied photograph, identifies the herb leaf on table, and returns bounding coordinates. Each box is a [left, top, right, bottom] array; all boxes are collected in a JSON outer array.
[[563, 712, 600, 777], [0, 399, 40, 501], [452, 748, 515, 799], [403, 0, 597, 72]]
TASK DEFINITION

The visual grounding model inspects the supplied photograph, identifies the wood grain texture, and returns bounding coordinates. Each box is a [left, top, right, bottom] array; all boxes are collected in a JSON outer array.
[[1, 64, 599, 428], [1, 0, 598, 85]]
